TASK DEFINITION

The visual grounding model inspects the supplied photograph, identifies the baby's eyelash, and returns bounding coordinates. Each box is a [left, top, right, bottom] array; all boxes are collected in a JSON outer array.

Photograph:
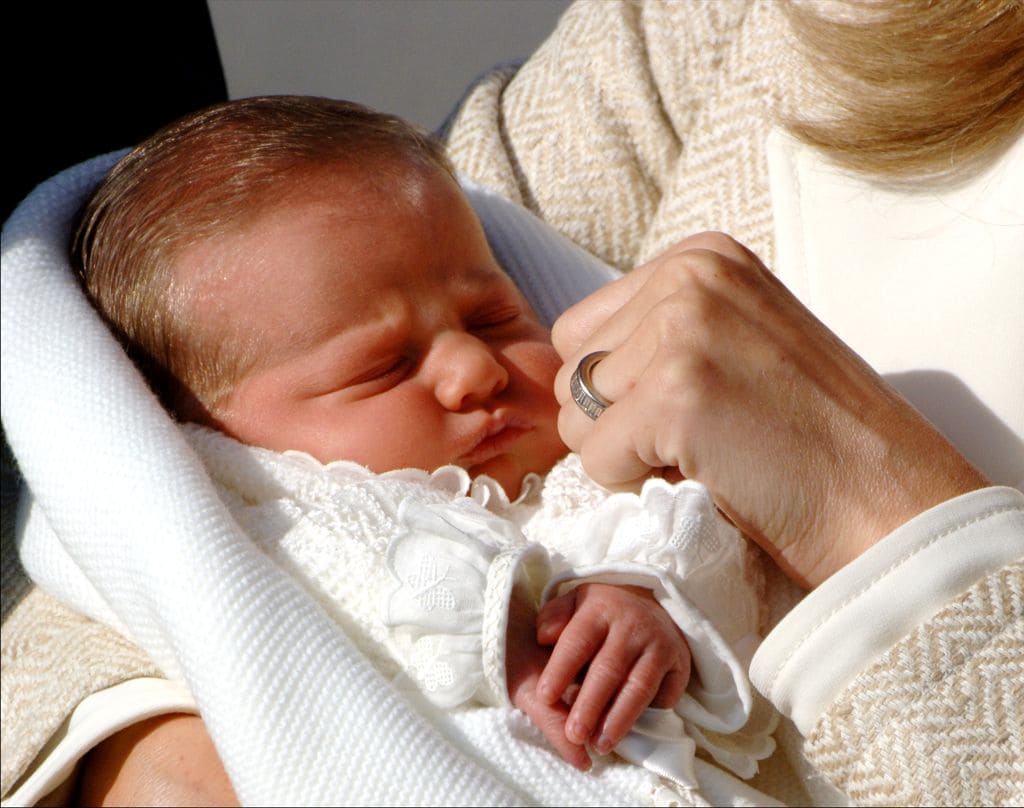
[[469, 306, 521, 330], [367, 356, 412, 382], [340, 355, 412, 390]]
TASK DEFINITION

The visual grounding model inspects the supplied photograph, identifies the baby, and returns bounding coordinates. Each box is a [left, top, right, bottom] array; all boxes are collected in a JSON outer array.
[[74, 95, 773, 793]]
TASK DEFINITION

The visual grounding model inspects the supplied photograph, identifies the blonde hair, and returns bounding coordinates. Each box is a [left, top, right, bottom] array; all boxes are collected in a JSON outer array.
[[783, 0, 1024, 182], [73, 96, 453, 417]]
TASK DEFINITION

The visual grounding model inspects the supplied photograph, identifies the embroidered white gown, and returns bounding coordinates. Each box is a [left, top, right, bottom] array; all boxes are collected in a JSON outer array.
[[184, 424, 780, 804]]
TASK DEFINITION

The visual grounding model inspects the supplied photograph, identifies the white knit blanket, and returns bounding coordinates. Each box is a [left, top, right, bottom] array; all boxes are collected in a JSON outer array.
[[4, 154, 778, 806]]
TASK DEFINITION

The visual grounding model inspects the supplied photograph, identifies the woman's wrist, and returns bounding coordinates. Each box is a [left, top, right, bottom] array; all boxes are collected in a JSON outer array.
[[809, 414, 991, 587]]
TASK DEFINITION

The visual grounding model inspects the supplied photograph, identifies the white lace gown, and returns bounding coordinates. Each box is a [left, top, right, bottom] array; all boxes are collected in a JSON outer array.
[[184, 424, 780, 805]]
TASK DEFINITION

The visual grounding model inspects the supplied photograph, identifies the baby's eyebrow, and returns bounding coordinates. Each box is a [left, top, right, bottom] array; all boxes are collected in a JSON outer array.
[[452, 266, 518, 301], [285, 319, 408, 396], [315, 315, 408, 362]]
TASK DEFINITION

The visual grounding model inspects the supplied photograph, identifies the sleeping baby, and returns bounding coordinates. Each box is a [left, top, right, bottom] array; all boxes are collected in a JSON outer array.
[[73, 94, 777, 802]]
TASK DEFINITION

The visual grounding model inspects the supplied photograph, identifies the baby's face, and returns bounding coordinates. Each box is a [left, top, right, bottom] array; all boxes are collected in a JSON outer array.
[[182, 161, 566, 497]]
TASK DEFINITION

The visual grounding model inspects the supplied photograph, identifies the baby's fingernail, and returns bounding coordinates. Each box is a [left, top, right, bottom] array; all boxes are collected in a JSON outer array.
[[538, 683, 554, 703], [566, 719, 585, 744], [595, 734, 612, 754]]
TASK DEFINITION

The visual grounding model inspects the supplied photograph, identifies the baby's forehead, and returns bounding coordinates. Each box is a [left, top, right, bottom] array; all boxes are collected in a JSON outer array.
[[173, 155, 485, 290], [284, 152, 451, 203], [179, 155, 445, 254]]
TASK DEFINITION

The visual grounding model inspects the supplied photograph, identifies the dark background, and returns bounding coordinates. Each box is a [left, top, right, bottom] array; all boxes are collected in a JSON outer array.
[[5, 2, 227, 224]]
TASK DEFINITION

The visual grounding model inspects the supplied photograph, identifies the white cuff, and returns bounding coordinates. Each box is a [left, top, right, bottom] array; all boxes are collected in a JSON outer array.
[[1, 677, 196, 808], [750, 485, 1024, 734], [542, 564, 776, 781], [386, 497, 549, 709]]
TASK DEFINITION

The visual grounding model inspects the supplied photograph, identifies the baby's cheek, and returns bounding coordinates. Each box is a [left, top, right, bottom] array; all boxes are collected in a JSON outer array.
[[510, 341, 563, 393]]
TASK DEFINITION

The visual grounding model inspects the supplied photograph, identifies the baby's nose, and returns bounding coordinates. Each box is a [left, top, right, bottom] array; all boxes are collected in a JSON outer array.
[[433, 333, 509, 411]]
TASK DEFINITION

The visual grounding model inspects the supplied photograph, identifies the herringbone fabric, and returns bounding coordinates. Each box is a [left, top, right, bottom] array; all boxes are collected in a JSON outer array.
[[806, 561, 1024, 806], [446, 0, 796, 273], [0, 586, 160, 795]]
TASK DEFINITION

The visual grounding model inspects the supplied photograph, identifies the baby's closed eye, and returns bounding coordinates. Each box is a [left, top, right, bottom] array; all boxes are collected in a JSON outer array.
[[301, 354, 414, 401], [467, 304, 522, 333]]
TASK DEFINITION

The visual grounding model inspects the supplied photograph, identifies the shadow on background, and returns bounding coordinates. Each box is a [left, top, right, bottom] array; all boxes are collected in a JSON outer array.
[[885, 369, 1023, 487]]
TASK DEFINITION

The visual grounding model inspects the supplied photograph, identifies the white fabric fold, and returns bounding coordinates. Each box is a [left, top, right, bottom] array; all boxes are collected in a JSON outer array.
[[387, 498, 552, 708]]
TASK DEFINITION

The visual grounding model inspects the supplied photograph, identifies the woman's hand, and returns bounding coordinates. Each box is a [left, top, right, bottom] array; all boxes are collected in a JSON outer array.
[[553, 232, 988, 587], [77, 713, 238, 806]]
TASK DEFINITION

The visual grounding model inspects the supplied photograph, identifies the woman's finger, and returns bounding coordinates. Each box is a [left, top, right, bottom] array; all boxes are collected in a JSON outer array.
[[554, 327, 659, 462], [551, 260, 656, 360], [559, 396, 658, 488], [552, 233, 761, 358], [553, 241, 754, 430]]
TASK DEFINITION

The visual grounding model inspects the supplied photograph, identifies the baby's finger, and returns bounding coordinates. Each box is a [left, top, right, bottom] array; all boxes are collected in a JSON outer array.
[[589, 652, 666, 755], [649, 664, 690, 709], [518, 687, 592, 771], [536, 590, 577, 646], [565, 642, 641, 747], [537, 617, 607, 706]]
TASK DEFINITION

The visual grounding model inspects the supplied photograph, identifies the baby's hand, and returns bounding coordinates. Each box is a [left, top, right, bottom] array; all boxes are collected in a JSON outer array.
[[536, 583, 691, 755], [505, 588, 592, 771]]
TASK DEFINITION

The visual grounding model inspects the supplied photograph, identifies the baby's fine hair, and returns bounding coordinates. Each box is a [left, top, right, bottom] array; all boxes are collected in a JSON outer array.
[[73, 95, 454, 417]]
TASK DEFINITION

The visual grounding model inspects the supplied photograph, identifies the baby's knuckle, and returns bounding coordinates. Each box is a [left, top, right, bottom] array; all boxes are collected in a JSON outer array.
[[620, 674, 658, 705], [559, 631, 599, 662], [592, 658, 629, 686]]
